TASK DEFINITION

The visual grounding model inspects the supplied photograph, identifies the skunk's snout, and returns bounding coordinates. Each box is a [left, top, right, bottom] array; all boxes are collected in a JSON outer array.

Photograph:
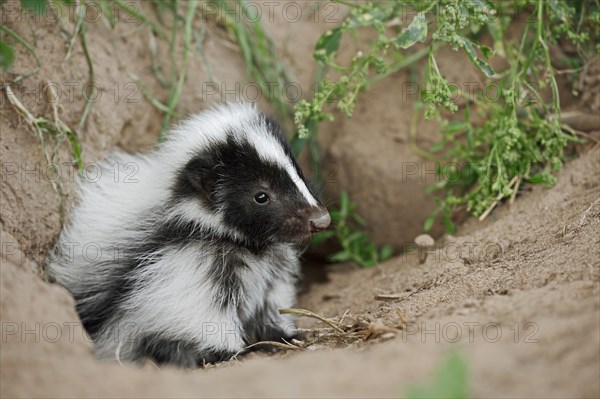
[[309, 209, 331, 233]]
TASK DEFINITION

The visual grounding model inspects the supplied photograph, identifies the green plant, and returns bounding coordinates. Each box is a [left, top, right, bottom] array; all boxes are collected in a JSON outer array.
[[293, 0, 599, 237], [1, 0, 44, 75], [405, 350, 469, 399], [1, 0, 179, 215], [312, 192, 393, 268], [2, 0, 86, 218], [4, 84, 82, 222], [211, 0, 296, 131], [122, 0, 295, 139], [0, 36, 15, 71], [423, 0, 598, 228], [294, 1, 436, 144]]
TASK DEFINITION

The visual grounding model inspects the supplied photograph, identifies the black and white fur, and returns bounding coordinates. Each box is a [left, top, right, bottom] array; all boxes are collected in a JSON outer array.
[[47, 103, 330, 368]]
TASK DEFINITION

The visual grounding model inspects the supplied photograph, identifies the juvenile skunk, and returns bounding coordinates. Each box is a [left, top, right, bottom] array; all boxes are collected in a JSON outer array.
[[47, 103, 330, 368]]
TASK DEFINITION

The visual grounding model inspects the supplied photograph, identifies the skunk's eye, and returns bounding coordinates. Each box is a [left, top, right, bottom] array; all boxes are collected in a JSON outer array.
[[254, 192, 270, 204]]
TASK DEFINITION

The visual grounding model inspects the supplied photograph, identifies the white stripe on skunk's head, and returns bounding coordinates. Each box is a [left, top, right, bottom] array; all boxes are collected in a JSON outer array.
[[166, 103, 330, 246]]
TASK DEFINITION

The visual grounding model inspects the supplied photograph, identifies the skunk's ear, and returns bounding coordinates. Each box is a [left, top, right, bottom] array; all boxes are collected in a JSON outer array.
[[176, 157, 218, 204]]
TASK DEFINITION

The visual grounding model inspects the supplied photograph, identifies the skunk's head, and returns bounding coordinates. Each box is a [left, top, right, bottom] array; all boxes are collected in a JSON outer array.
[[167, 103, 330, 247]]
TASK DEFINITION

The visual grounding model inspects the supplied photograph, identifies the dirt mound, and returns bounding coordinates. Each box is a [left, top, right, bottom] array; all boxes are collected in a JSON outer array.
[[1, 1, 599, 397], [2, 146, 598, 398]]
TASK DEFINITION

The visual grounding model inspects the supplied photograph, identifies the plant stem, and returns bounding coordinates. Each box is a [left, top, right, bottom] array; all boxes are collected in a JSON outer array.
[[159, 0, 198, 140], [113, 0, 169, 40]]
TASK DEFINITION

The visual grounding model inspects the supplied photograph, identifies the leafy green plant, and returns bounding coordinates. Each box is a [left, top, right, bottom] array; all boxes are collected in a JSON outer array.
[[405, 350, 469, 399], [312, 192, 393, 268], [293, 0, 599, 238], [294, 1, 435, 142], [423, 0, 598, 227]]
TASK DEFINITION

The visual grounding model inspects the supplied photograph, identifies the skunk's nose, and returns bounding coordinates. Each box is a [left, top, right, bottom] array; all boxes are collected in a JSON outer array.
[[309, 210, 331, 233]]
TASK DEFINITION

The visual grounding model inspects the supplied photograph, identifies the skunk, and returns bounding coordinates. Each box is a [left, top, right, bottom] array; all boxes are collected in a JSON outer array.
[[47, 103, 330, 368]]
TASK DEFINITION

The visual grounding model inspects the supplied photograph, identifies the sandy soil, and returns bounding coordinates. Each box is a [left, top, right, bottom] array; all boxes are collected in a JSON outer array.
[[1, 147, 598, 398], [1, 1, 599, 398]]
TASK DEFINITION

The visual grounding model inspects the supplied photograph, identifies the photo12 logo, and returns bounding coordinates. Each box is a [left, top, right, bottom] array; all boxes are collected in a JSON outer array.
[[0, 81, 140, 107], [401, 321, 539, 344], [1, 161, 140, 185]]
